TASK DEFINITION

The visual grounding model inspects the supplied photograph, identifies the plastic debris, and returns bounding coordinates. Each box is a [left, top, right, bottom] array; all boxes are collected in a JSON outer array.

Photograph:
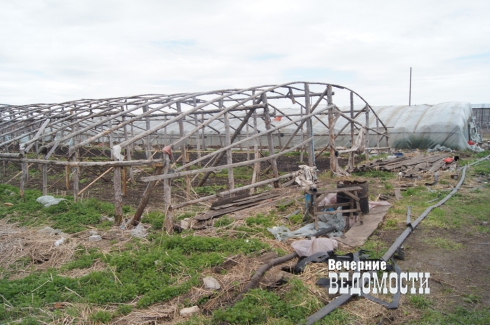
[[89, 235, 102, 242], [36, 195, 66, 207], [100, 215, 115, 223], [295, 165, 318, 191], [54, 237, 65, 247], [428, 144, 453, 153], [130, 223, 147, 238], [180, 306, 200, 317], [268, 210, 344, 241], [203, 276, 221, 290], [291, 237, 338, 257]]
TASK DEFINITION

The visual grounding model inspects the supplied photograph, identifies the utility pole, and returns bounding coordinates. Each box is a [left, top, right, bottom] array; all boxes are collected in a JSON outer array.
[[409, 67, 412, 106]]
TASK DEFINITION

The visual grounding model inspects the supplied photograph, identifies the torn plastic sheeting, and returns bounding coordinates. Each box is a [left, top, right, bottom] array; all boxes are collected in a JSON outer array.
[[428, 144, 453, 152], [268, 211, 344, 241], [295, 165, 318, 191], [36, 195, 67, 207], [291, 237, 338, 257], [318, 193, 336, 206]]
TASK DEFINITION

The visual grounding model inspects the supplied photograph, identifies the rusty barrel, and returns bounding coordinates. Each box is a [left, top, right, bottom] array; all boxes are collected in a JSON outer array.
[[336, 180, 369, 215]]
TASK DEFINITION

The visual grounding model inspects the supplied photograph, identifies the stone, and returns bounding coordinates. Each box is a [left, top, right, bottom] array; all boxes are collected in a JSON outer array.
[[89, 235, 102, 242], [180, 218, 191, 230], [89, 230, 99, 236], [179, 306, 200, 317], [203, 276, 221, 290]]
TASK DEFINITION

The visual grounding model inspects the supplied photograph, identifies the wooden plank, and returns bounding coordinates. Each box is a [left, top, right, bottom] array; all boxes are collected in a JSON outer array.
[[211, 193, 251, 208], [196, 193, 281, 221]]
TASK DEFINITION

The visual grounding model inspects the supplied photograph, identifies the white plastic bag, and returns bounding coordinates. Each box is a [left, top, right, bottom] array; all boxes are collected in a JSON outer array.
[[36, 196, 66, 207], [291, 237, 338, 257]]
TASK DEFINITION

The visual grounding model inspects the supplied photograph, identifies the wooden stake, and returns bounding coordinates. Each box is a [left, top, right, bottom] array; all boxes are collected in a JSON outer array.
[[327, 85, 337, 173], [20, 154, 28, 198], [163, 154, 174, 234], [224, 108, 235, 190], [114, 166, 123, 225], [71, 155, 79, 202], [262, 93, 279, 188], [250, 109, 260, 195], [304, 83, 315, 167], [42, 164, 48, 195]]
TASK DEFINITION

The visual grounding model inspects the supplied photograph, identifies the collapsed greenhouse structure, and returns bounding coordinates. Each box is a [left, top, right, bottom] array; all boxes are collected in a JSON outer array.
[[0, 82, 391, 230]]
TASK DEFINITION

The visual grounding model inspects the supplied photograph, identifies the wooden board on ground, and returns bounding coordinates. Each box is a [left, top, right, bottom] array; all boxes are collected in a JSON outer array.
[[195, 192, 281, 221], [337, 204, 391, 247]]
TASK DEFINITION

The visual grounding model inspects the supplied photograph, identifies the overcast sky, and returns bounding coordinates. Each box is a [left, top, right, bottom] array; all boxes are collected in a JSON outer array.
[[1, 0, 489, 106]]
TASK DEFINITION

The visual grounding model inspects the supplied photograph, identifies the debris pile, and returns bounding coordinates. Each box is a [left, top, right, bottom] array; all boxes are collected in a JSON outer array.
[[192, 191, 281, 226], [354, 153, 456, 177]]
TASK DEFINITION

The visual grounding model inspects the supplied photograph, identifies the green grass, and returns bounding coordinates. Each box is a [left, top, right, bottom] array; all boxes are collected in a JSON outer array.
[[353, 170, 395, 180], [361, 239, 388, 259], [409, 297, 490, 325], [212, 279, 357, 325], [0, 184, 114, 233], [0, 234, 270, 323], [423, 237, 463, 250]]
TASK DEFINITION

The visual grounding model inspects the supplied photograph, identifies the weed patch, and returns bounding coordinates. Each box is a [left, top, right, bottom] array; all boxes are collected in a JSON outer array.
[[424, 237, 463, 250]]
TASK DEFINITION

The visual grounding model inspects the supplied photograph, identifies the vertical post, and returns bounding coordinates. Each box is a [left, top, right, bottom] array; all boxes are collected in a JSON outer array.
[[304, 83, 315, 167], [194, 100, 202, 167], [364, 106, 370, 160], [122, 167, 127, 197], [109, 118, 113, 158], [246, 122, 250, 161], [19, 151, 27, 199], [327, 85, 337, 173], [177, 102, 191, 200], [409, 67, 412, 106], [114, 166, 123, 225], [201, 113, 207, 151], [262, 93, 279, 187], [348, 91, 355, 171], [300, 105, 305, 163], [223, 99, 235, 190], [163, 153, 174, 234], [42, 164, 48, 196], [250, 109, 260, 194], [71, 155, 79, 202], [144, 103, 151, 159], [65, 165, 70, 190], [123, 104, 135, 184]]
